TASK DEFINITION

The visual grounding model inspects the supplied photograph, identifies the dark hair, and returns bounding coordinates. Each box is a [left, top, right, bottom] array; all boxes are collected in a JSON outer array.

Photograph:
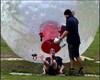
[[64, 9, 72, 15]]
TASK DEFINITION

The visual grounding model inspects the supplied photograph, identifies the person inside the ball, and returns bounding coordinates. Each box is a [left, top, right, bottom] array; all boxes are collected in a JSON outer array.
[[39, 48, 65, 75]]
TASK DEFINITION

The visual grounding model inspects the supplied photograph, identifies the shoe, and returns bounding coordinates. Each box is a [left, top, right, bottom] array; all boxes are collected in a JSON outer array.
[[78, 69, 85, 76], [69, 70, 75, 76]]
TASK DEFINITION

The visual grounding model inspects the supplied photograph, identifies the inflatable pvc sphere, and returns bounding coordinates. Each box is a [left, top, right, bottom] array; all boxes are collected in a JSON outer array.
[[1, 0, 99, 63]]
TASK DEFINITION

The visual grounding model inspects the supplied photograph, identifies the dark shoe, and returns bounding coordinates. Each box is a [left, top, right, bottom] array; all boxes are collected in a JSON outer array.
[[78, 68, 85, 76], [69, 70, 75, 76]]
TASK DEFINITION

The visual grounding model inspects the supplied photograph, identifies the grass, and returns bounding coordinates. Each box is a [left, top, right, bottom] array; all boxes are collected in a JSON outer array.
[[83, 30, 99, 60], [1, 38, 15, 54], [1, 60, 99, 75], [1, 38, 20, 58], [1, 75, 99, 80]]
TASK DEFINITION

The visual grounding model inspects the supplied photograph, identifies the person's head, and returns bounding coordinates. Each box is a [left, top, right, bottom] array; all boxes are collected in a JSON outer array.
[[64, 9, 72, 19], [49, 48, 55, 56]]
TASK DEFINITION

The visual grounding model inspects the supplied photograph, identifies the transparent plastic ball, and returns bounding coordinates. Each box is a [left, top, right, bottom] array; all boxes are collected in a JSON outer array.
[[1, 0, 99, 63]]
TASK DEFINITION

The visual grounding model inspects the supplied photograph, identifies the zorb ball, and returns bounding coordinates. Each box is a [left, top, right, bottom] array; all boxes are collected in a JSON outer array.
[[1, 0, 99, 63]]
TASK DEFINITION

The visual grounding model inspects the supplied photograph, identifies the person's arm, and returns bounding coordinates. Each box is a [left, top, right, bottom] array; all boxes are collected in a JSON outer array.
[[42, 65, 46, 74], [59, 19, 71, 41], [56, 20, 70, 44], [60, 19, 72, 40], [59, 30, 68, 41], [59, 65, 65, 74], [59, 57, 65, 74], [50, 55, 53, 66], [38, 54, 45, 62]]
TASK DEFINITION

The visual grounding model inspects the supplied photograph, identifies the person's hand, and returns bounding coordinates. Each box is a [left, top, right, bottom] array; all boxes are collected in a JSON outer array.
[[54, 38, 62, 44], [57, 38, 61, 44], [38, 54, 45, 61], [38, 54, 44, 58]]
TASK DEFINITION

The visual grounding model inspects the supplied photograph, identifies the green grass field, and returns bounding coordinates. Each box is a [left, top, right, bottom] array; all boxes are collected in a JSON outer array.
[[1, 75, 99, 80], [83, 30, 99, 60], [1, 29, 99, 80], [1, 60, 99, 75]]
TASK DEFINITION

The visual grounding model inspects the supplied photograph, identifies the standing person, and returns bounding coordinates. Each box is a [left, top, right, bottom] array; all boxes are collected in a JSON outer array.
[[56, 9, 84, 76], [39, 47, 65, 75]]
